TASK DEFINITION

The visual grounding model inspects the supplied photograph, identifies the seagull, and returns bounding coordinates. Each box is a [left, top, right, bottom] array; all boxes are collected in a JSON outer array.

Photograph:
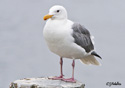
[[43, 5, 102, 82]]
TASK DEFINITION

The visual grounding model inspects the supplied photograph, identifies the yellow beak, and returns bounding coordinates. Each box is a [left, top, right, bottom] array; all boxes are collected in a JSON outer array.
[[43, 14, 53, 20]]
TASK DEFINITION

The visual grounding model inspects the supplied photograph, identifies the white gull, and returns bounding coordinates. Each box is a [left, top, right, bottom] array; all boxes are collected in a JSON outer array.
[[43, 5, 102, 82]]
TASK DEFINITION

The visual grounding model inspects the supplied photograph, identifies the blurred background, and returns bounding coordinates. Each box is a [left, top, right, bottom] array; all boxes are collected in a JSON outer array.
[[0, 0, 125, 88]]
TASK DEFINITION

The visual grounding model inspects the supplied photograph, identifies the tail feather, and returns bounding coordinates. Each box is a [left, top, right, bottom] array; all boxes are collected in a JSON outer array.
[[80, 55, 101, 65]]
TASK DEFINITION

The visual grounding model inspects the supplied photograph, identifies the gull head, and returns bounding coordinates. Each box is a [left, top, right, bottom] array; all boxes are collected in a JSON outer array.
[[43, 5, 67, 20]]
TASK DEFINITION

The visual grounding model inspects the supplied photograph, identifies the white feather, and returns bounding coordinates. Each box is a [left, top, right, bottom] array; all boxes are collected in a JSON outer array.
[[91, 35, 95, 45], [80, 55, 101, 65]]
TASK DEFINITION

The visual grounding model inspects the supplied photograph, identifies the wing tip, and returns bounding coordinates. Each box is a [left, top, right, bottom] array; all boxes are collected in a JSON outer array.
[[91, 51, 102, 59]]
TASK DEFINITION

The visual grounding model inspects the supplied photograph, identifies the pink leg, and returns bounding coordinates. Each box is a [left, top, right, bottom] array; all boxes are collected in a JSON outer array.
[[52, 57, 64, 80], [62, 60, 76, 82]]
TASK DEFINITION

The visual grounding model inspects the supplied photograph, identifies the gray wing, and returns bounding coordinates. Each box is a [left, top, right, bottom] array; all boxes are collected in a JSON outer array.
[[72, 23, 94, 53]]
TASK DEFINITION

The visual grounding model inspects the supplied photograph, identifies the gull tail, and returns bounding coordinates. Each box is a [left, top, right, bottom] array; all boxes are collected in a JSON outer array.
[[80, 55, 101, 65]]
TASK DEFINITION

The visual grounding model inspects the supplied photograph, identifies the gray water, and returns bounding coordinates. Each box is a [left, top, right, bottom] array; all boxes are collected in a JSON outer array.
[[0, 0, 125, 88]]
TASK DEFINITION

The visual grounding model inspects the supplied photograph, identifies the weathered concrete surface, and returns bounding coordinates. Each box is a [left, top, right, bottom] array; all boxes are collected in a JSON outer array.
[[10, 77, 85, 88]]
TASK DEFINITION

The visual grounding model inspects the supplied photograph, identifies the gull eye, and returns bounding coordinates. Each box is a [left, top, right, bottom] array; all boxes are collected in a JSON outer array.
[[57, 10, 60, 13]]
